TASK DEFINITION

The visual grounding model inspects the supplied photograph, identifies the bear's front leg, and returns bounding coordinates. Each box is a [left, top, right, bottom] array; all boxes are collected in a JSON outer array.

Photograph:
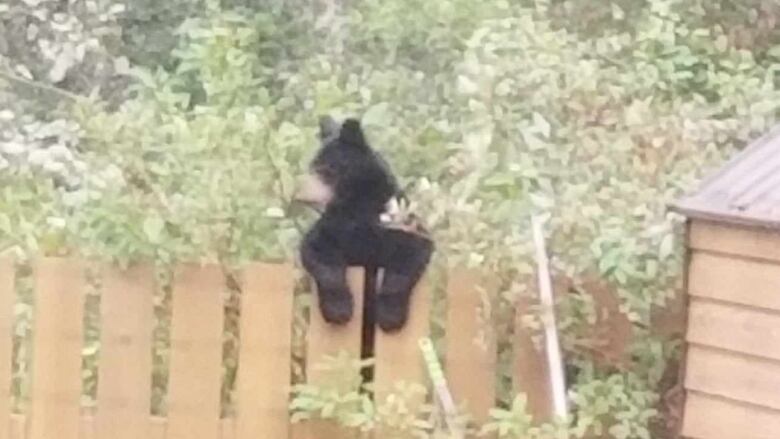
[[376, 230, 434, 332], [301, 232, 353, 325]]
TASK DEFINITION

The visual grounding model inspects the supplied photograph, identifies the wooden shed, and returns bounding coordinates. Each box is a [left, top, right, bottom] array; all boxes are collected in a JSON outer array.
[[671, 125, 780, 439]]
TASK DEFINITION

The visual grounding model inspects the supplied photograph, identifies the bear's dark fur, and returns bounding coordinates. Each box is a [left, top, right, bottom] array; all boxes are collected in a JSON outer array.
[[295, 116, 433, 332]]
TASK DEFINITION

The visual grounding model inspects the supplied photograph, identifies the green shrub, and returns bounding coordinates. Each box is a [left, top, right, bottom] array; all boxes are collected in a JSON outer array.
[[1, 0, 778, 435]]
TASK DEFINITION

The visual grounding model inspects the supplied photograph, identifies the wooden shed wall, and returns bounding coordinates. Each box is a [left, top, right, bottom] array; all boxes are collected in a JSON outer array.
[[681, 220, 780, 439]]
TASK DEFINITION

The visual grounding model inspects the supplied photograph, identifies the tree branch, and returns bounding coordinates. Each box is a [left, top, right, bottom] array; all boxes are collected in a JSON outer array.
[[0, 68, 87, 103]]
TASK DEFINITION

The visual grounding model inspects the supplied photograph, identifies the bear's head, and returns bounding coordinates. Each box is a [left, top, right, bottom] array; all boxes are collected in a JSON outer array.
[[294, 116, 398, 216]]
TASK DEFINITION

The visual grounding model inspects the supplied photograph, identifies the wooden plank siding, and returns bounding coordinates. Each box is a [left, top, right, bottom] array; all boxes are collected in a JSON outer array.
[[682, 391, 780, 439], [688, 250, 780, 312], [689, 220, 780, 263], [687, 298, 780, 362], [685, 345, 780, 411], [682, 220, 780, 438]]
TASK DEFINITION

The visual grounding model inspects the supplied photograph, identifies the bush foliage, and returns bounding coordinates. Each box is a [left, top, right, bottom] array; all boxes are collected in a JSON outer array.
[[1, 0, 779, 437]]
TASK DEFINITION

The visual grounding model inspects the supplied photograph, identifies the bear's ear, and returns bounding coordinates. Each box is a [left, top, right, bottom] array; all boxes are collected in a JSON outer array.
[[339, 118, 368, 148], [318, 115, 340, 141]]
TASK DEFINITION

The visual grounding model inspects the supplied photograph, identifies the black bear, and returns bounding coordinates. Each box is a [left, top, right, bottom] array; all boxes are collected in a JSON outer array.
[[294, 115, 434, 332]]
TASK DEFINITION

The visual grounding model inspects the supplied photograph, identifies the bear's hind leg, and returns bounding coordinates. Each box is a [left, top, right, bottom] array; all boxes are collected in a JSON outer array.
[[301, 236, 354, 325], [376, 233, 433, 332]]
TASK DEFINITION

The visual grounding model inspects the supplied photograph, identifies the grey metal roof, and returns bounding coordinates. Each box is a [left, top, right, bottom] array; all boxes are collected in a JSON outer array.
[[671, 124, 780, 229]]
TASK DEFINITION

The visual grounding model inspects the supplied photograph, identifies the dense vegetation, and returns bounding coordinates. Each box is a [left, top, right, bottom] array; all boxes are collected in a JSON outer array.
[[1, 0, 778, 437]]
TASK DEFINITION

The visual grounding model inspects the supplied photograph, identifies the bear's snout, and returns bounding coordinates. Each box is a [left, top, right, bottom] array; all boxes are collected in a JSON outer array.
[[293, 173, 333, 211]]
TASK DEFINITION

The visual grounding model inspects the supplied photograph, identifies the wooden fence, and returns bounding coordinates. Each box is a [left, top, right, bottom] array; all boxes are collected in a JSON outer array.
[[0, 256, 554, 439]]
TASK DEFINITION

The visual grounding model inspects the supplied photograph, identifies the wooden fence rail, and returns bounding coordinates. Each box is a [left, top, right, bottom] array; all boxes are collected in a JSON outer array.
[[0, 256, 554, 439]]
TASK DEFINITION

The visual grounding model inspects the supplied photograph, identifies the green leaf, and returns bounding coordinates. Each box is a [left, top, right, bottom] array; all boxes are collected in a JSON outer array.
[[321, 402, 335, 419], [142, 216, 165, 244], [530, 192, 554, 209], [659, 234, 674, 259], [290, 411, 311, 423], [533, 112, 551, 138], [714, 35, 729, 52], [611, 3, 625, 20], [362, 102, 390, 127], [608, 423, 630, 439], [522, 130, 547, 151]]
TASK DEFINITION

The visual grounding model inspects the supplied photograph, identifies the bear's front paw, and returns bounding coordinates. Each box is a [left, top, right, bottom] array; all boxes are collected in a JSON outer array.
[[376, 293, 410, 332], [319, 293, 353, 325]]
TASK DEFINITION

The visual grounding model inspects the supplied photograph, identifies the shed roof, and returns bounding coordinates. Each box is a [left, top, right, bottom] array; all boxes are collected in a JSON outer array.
[[671, 124, 780, 229]]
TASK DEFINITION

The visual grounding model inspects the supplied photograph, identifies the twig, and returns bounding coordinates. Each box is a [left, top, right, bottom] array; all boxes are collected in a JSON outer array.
[[531, 215, 569, 420], [419, 337, 464, 439], [0, 68, 87, 103]]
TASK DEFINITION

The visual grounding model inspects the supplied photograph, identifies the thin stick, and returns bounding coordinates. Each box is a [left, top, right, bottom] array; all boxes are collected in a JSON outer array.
[[419, 337, 464, 439], [0, 69, 86, 103], [531, 216, 569, 420]]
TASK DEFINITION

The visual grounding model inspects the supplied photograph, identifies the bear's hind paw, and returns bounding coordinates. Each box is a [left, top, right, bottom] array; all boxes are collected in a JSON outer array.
[[319, 294, 354, 325]]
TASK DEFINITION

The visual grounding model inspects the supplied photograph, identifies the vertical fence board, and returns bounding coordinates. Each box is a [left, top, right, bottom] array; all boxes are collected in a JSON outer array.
[[305, 268, 364, 439], [513, 293, 553, 423], [289, 422, 306, 439], [10, 414, 24, 439], [95, 263, 154, 439], [81, 414, 95, 439], [445, 270, 496, 435], [374, 274, 431, 439], [150, 417, 166, 439], [28, 257, 85, 439], [220, 418, 235, 439], [236, 263, 294, 439], [0, 258, 13, 439], [374, 275, 431, 389], [166, 264, 225, 439]]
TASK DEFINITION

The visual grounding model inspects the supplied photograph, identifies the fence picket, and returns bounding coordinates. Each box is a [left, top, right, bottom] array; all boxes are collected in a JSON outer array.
[[81, 415, 95, 439], [445, 269, 496, 436], [150, 417, 166, 439], [166, 263, 225, 439], [0, 258, 13, 439], [95, 263, 154, 439], [513, 294, 553, 423], [235, 263, 294, 439], [374, 273, 431, 439], [10, 414, 24, 439], [305, 267, 364, 439], [28, 257, 86, 439]]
